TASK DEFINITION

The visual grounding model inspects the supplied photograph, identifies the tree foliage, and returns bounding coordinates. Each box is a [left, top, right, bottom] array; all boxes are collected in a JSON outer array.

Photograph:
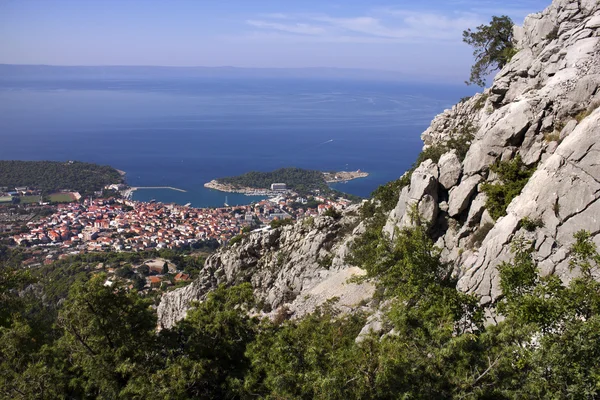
[[218, 167, 329, 194], [2, 219, 600, 398], [481, 155, 535, 220], [463, 15, 516, 86], [0, 160, 123, 195]]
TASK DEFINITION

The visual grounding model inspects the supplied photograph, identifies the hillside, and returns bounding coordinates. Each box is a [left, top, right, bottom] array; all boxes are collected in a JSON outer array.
[[0, 160, 123, 195], [2, 0, 600, 397], [215, 167, 329, 193]]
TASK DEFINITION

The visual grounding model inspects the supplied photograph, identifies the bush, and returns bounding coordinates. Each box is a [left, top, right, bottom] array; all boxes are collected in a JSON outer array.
[[323, 207, 342, 220], [270, 218, 294, 229], [371, 177, 408, 213], [519, 217, 544, 232], [472, 93, 489, 110], [481, 155, 535, 220], [228, 234, 246, 247]]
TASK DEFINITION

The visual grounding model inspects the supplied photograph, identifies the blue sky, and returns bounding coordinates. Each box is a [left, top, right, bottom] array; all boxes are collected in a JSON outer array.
[[0, 0, 549, 81]]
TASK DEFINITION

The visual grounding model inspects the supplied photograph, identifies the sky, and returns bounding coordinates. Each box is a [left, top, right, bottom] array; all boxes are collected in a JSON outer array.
[[0, 0, 550, 82]]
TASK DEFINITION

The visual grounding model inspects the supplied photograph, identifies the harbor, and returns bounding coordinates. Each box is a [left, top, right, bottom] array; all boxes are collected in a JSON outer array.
[[122, 186, 187, 199]]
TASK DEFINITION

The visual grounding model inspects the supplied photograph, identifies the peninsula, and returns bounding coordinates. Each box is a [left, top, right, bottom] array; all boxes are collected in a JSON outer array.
[[204, 167, 369, 195]]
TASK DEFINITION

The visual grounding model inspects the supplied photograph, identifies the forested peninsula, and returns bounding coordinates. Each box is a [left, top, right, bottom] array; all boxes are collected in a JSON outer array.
[[0, 160, 123, 195], [207, 167, 368, 195]]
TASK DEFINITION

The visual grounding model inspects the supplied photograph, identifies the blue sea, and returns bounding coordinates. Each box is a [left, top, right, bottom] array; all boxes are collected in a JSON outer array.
[[0, 75, 474, 208]]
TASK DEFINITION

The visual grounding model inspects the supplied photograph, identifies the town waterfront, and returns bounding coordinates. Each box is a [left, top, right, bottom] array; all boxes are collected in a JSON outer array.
[[0, 76, 474, 207]]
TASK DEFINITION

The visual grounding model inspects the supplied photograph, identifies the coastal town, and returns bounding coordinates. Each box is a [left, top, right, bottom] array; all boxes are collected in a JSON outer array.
[[5, 189, 356, 254], [0, 166, 359, 295]]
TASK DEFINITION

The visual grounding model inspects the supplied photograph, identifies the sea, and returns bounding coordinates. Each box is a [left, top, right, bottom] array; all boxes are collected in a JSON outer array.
[[0, 74, 475, 208]]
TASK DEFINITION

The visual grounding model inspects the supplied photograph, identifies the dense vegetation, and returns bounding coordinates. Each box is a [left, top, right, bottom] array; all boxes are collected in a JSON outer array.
[[463, 15, 516, 86], [481, 155, 536, 220], [2, 210, 599, 398], [0, 160, 123, 195], [218, 167, 328, 194]]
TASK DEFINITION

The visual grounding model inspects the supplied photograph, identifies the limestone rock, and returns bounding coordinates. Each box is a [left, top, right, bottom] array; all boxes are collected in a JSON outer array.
[[438, 150, 462, 189], [459, 109, 600, 302], [448, 175, 482, 217], [383, 160, 439, 237], [157, 212, 371, 329]]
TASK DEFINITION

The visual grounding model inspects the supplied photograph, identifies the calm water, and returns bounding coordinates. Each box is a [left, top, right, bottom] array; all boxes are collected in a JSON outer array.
[[0, 77, 473, 207]]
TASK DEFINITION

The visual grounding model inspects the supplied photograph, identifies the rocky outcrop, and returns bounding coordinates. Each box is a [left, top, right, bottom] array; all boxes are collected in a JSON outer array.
[[385, 0, 600, 305], [458, 109, 600, 303], [159, 0, 600, 329], [158, 208, 375, 329]]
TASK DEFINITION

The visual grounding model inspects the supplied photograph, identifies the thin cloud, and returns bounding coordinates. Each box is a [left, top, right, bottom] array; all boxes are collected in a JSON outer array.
[[241, 3, 540, 44], [246, 20, 326, 36]]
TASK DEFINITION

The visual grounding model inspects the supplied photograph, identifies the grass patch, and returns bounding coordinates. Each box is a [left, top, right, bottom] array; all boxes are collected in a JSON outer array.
[[574, 101, 600, 123], [48, 193, 75, 203], [21, 195, 41, 204], [543, 131, 560, 143], [481, 155, 536, 220]]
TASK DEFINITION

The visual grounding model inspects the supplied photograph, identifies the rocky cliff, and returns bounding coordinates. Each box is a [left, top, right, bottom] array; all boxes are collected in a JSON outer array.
[[158, 208, 374, 329], [385, 0, 600, 305], [158, 0, 600, 328]]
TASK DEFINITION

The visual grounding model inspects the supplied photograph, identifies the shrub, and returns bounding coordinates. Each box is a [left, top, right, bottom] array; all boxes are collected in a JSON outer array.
[[323, 207, 342, 220], [270, 218, 294, 229], [519, 217, 544, 232], [318, 254, 333, 269], [228, 234, 246, 247], [371, 177, 407, 213], [481, 155, 536, 220], [473, 93, 489, 110]]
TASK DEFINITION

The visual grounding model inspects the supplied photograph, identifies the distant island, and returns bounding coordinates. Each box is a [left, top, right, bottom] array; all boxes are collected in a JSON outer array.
[[205, 167, 368, 195], [0, 160, 124, 196]]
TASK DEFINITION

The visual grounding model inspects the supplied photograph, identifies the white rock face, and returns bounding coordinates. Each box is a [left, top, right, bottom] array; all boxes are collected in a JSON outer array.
[[385, 0, 600, 305], [448, 175, 482, 217], [438, 151, 462, 189], [157, 210, 373, 329], [458, 109, 600, 302]]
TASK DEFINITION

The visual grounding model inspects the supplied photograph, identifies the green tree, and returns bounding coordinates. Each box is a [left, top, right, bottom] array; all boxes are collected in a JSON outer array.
[[463, 15, 516, 86], [138, 264, 150, 276], [55, 274, 158, 398], [144, 284, 258, 399]]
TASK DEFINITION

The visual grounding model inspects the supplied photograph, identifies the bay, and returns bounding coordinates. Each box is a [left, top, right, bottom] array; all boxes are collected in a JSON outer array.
[[0, 76, 474, 208]]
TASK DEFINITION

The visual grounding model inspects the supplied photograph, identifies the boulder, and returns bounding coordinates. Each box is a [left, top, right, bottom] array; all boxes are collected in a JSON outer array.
[[448, 175, 482, 217], [438, 150, 462, 189]]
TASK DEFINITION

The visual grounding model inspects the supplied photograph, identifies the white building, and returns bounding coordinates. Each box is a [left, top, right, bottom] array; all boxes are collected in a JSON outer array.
[[270, 183, 287, 191]]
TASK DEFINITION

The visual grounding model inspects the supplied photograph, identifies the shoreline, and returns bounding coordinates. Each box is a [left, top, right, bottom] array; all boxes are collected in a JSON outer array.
[[204, 180, 280, 196], [204, 170, 369, 194], [323, 170, 369, 183], [131, 186, 187, 193]]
